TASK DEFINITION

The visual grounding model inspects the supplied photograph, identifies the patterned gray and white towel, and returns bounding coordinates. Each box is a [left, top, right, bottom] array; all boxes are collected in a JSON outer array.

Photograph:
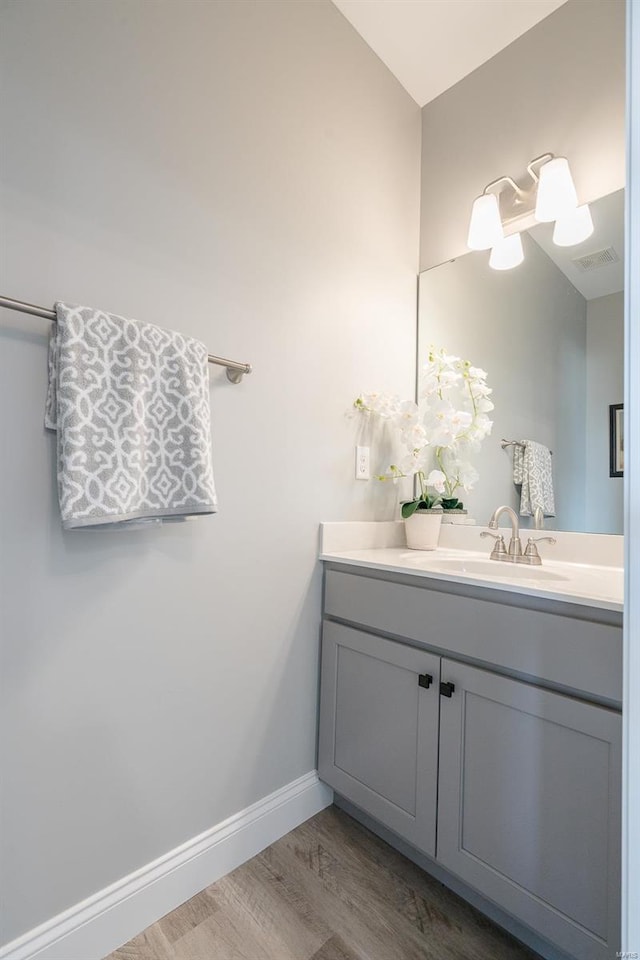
[[45, 302, 217, 529], [512, 439, 555, 518]]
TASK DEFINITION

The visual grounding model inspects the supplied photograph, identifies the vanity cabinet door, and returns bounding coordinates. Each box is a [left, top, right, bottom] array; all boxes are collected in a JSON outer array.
[[319, 621, 440, 855], [437, 659, 621, 960]]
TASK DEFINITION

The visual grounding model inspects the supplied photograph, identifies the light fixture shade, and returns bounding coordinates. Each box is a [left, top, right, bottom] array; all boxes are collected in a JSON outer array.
[[552, 204, 594, 246], [467, 193, 504, 250], [489, 233, 524, 271], [534, 157, 578, 222]]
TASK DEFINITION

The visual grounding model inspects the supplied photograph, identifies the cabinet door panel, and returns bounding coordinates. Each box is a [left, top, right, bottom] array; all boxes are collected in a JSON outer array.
[[334, 644, 418, 814], [437, 659, 621, 960], [319, 621, 440, 854]]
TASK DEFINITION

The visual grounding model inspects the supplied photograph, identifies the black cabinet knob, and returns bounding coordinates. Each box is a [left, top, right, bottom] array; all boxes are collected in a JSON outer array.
[[418, 673, 433, 689], [440, 681, 455, 698]]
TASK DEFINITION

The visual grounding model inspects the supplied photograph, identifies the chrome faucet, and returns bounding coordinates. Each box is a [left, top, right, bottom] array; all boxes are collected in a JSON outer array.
[[481, 504, 556, 564], [487, 505, 523, 561], [522, 536, 557, 564], [533, 506, 545, 530]]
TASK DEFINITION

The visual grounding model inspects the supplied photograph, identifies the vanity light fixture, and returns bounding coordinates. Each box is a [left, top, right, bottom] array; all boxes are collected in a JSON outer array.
[[468, 154, 592, 270], [552, 204, 594, 247], [467, 193, 504, 250], [489, 233, 524, 271], [534, 156, 579, 222]]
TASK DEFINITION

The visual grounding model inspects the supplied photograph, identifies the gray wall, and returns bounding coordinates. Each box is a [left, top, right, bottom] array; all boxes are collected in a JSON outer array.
[[0, 0, 420, 943], [585, 292, 625, 533], [419, 0, 626, 270], [418, 233, 587, 530]]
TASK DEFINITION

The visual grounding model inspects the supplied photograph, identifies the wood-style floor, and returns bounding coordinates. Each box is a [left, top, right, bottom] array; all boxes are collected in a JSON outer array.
[[105, 806, 540, 960]]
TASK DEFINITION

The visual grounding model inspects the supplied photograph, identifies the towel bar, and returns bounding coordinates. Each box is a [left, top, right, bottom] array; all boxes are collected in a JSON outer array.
[[0, 294, 252, 383], [502, 439, 553, 455]]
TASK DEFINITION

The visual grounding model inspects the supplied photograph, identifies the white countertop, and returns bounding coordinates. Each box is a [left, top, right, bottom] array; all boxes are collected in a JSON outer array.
[[319, 545, 623, 613]]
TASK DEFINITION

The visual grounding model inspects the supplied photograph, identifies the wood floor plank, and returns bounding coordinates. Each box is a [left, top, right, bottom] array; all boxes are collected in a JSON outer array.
[[104, 805, 541, 960], [170, 906, 273, 960], [157, 887, 218, 944], [280, 814, 454, 958], [354, 813, 537, 958], [251, 845, 336, 942], [310, 808, 538, 959], [272, 808, 536, 960], [106, 925, 174, 960], [213, 856, 328, 960], [265, 830, 445, 960], [256, 842, 369, 950], [310, 933, 368, 960]]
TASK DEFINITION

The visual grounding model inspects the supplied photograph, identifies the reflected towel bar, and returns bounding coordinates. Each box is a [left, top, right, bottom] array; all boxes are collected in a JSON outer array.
[[502, 439, 553, 455], [0, 294, 252, 383]]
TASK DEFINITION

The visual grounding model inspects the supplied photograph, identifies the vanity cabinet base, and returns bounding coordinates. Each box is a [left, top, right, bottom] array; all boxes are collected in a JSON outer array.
[[319, 566, 622, 960]]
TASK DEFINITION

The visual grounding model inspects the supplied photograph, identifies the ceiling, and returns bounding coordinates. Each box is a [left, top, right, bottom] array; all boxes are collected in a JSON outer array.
[[332, 0, 568, 107], [331, 0, 622, 301], [529, 189, 625, 300]]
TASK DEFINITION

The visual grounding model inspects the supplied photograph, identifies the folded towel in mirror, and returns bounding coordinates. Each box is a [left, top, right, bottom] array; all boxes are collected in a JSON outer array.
[[513, 440, 555, 517]]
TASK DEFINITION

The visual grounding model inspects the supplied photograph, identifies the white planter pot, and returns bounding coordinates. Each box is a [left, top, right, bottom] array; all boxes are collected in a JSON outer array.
[[404, 510, 443, 550]]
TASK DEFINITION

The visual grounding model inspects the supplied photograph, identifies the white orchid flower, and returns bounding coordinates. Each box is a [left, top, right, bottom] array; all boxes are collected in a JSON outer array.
[[395, 400, 420, 426], [427, 397, 454, 419], [426, 469, 447, 493], [457, 463, 479, 490], [449, 409, 473, 433], [470, 382, 493, 398], [437, 352, 460, 369], [376, 394, 402, 419], [356, 392, 402, 419], [400, 423, 428, 448], [420, 365, 444, 393], [429, 423, 456, 447], [468, 414, 493, 441], [398, 450, 428, 475], [438, 369, 462, 388]]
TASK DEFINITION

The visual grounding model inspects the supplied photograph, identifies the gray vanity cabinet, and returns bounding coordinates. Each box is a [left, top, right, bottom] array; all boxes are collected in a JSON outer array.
[[319, 565, 623, 960], [318, 620, 441, 854], [437, 659, 621, 960]]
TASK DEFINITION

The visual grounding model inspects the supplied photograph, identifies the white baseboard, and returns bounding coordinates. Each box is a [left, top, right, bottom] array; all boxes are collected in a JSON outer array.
[[1, 771, 333, 960]]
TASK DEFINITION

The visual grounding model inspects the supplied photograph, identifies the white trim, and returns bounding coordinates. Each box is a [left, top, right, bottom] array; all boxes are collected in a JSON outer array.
[[623, 0, 640, 948], [0, 772, 333, 960]]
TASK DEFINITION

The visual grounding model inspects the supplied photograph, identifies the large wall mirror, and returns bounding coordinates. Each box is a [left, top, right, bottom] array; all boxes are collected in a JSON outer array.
[[418, 187, 624, 535]]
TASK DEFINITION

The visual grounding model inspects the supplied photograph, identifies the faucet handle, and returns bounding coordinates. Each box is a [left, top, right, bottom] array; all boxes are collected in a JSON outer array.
[[480, 531, 508, 560], [523, 536, 556, 564]]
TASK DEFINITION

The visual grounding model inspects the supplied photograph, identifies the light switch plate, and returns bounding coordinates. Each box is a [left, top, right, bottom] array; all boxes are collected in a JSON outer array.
[[355, 445, 370, 480]]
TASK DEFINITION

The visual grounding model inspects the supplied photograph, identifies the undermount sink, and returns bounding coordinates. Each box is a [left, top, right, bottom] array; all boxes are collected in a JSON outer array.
[[429, 558, 570, 582]]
